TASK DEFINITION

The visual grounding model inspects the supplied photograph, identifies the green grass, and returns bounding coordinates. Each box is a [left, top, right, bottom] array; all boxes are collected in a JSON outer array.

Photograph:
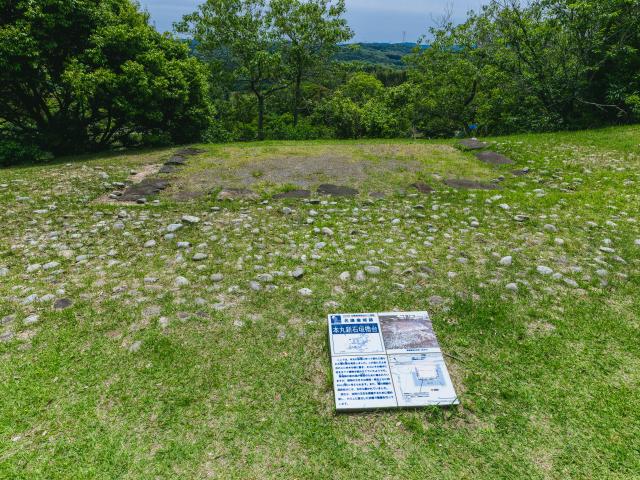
[[1, 126, 639, 479]]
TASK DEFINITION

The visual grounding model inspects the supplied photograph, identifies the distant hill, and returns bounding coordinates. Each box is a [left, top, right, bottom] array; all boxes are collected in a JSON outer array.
[[335, 43, 426, 68]]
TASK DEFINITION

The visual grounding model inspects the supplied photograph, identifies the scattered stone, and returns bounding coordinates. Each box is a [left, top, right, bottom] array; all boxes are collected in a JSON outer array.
[[475, 151, 514, 165], [210, 273, 224, 282], [1, 315, 15, 325], [364, 265, 381, 275], [53, 298, 73, 310], [174, 276, 190, 287], [339, 271, 351, 282], [118, 179, 168, 202], [182, 215, 200, 224], [429, 295, 444, 306], [167, 223, 183, 232], [298, 288, 313, 297], [537, 265, 553, 275], [514, 214, 529, 222], [321, 227, 334, 236], [0, 332, 14, 343], [144, 240, 157, 248], [499, 256, 513, 266], [635, 239, 640, 246], [272, 189, 311, 199], [23, 314, 39, 325], [506, 283, 519, 292], [256, 273, 273, 282], [193, 253, 208, 261], [563, 278, 579, 288], [291, 267, 304, 279], [317, 184, 358, 197], [511, 168, 530, 176], [543, 224, 557, 232], [0, 267, 8, 276], [129, 340, 142, 353]]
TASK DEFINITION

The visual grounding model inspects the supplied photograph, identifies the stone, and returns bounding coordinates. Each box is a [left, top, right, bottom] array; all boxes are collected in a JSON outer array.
[[364, 265, 381, 275], [118, 179, 168, 202], [499, 256, 513, 266], [298, 288, 313, 297], [0, 267, 8, 277], [174, 276, 190, 287], [272, 189, 311, 199], [129, 340, 142, 353], [193, 253, 208, 261], [210, 273, 224, 282], [563, 278, 579, 288], [144, 240, 157, 248], [256, 273, 273, 282], [182, 215, 200, 224], [514, 214, 529, 222], [543, 224, 557, 232], [339, 271, 351, 282], [475, 151, 514, 165], [165, 155, 186, 166], [249, 281, 261, 291], [635, 239, 640, 246], [537, 265, 553, 275], [167, 223, 183, 232], [53, 298, 73, 310], [23, 314, 39, 325], [506, 283, 518, 292], [317, 184, 358, 197], [1, 315, 15, 325], [27, 264, 41, 273], [291, 267, 304, 279], [355, 270, 365, 282], [429, 295, 444, 306]]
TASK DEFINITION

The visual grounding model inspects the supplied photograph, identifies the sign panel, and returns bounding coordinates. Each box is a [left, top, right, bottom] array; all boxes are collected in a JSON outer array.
[[328, 311, 459, 411]]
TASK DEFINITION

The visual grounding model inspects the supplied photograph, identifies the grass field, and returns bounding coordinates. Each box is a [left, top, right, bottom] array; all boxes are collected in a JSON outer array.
[[1, 126, 639, 479]]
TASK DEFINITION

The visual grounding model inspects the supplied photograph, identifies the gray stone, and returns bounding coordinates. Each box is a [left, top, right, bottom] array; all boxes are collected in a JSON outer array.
[[210, 273, 224, 282], [0, 332, 14, 343], [537, 265, 553, 275], [144, 240, 157, 248], [167, 223, 183, 232], [129, 340, 142, 353], [182, 215, 200, 224], [291, 267, 304, 279], [174, 276, 190, 287], [339, 271, 350, 282], [0, 267, 8, 277], [429, 295, 444, 306], [499, 256, 513, 266], [505, 283, 518, 292], [298, 288, 313, 296], [192, 253, 208, 261], [23, 314, 39, 325], [256, 273, 273, 282], [53, 298, 73, 310], [364, 265, 381, 275]]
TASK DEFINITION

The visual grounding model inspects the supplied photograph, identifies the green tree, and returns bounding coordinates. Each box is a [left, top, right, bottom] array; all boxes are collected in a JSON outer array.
[[177, 0, 287, 140], [270, 0, 352, 125], [0, 0, 213, 162]]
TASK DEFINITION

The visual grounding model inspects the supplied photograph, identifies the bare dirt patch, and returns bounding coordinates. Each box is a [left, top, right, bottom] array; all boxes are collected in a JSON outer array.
[[96, 163, 162, 204], [444, 178, 501, 190]]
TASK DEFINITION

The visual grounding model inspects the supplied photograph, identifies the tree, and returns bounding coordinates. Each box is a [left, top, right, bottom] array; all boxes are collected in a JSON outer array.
[[270, 0, 352, 125], [0, 0, 213, 162], [177, 0, 287, 140]]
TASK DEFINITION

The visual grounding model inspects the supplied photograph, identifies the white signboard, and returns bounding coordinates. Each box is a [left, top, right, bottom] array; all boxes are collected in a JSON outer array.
[[328, 311, 459, 411]]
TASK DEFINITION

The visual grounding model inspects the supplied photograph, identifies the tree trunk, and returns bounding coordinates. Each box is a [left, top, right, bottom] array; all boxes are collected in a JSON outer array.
[[293, 71, 302, 127], [257, 94, 265, 140]]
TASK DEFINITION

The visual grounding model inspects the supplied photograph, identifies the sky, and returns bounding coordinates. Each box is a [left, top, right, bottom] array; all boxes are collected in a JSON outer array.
[[140, 0, 487, 43]]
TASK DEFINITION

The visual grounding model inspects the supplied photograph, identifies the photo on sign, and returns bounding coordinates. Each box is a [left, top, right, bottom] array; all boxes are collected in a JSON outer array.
[[379, 312, 439, 350]]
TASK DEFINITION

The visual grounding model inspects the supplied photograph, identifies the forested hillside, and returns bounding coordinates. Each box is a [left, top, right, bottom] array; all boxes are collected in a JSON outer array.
[[1, 0, 639, 164]]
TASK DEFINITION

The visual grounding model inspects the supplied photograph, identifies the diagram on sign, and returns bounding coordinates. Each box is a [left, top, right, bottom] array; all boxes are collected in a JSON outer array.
[[328, 311, 459, 411]]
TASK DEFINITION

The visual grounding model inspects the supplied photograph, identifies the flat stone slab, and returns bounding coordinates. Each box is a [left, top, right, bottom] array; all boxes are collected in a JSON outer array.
[[118, 178, 169, 201], [159, 165, 177, 174], [459, 138, 489, 150], [174, 147, 205, 156], [475, 151, 514, 165], [317, 184, 358, 197], [165, 155, 187, 166], [272, 189, 311, 199], [410, 181, 433, 194], [444, 178, 501, 190], [217, 188, 259, 201]]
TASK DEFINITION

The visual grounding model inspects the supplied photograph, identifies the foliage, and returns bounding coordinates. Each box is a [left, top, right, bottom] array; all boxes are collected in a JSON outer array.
[[0, 0, 213, 164]]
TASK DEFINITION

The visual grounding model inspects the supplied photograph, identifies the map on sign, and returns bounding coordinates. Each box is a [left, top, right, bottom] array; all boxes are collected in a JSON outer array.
[[328, 311, 459, 411]]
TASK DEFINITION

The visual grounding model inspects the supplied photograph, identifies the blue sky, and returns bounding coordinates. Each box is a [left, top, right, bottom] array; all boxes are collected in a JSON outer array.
[[140, 0, 487, 43]]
